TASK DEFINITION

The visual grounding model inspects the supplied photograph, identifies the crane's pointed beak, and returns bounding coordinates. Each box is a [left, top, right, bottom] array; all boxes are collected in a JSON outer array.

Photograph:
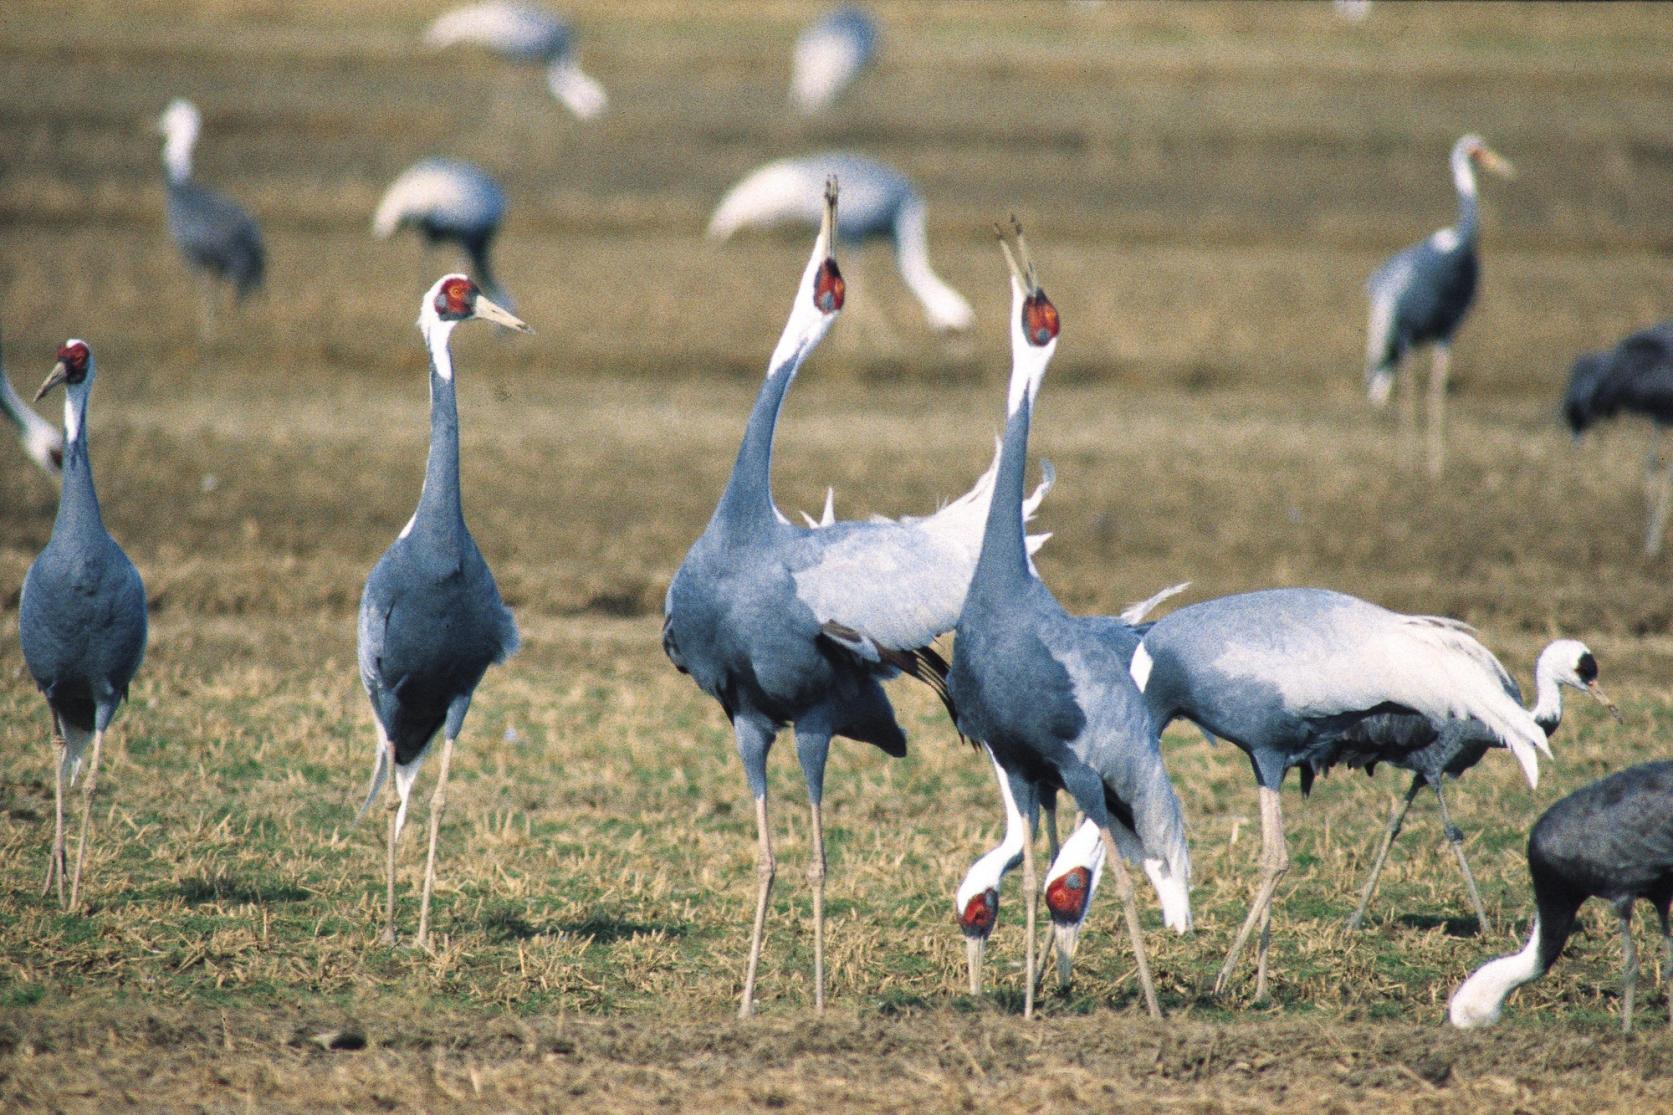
[[1477, 146, 1515, 179], [965, 935, 985, 995], [1051, 921, 1081, 990], [1587, 680, 1624, 722], [817, 175, 839, 264], [34, 362, 69, 402], [471, 293, 532, 334]]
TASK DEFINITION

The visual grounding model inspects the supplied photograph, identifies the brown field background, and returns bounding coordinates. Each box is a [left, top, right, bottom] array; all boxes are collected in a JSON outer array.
[[3, 2, 1673, 1111]]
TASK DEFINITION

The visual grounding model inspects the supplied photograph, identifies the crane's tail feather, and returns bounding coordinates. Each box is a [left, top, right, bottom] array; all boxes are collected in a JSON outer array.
[[60, 722, 93, 786], [1118, 581, 1191, 626]]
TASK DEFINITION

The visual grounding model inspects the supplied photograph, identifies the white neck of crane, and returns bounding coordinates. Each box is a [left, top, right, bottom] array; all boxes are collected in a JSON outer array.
[[895, 202, 973, 333], [1452, 147, 1478, 199], [1449, 918, 1543, 1028], [163, 127, 196, 184], [421, 316, 459, 382], [767, 233, 839, 378]]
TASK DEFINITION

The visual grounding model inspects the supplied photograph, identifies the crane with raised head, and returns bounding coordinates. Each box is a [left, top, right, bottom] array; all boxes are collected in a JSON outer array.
[[1364, 134, 1513, 476], [664, 181, 1048, 1018], [946, 220, 1190, 1020], [19, 340, 147, 912], [355, 274, 529, 950]]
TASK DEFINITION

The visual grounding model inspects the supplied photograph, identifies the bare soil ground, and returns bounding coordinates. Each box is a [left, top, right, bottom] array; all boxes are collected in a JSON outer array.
[[4, 2, 1673, 1110]]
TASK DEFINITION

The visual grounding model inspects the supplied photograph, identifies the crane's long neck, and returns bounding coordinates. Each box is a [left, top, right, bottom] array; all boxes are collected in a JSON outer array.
[[1451, 152, 1480, 245], [413, 319, 467, 541], [894, 199, 972, 332], [162, 128, 195, 185], [1449, 917, 1548, 1028], [968, 391, 1036, 601], [709, 345, 802, 538], [52, 385, 104, 540]]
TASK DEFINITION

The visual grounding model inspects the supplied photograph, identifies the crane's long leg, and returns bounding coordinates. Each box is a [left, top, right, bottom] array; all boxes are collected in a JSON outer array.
[[1430, 780, 1489, 935], [1399, 365, 1420, 467], [67, 729, 105, 913], [42, 714, 67, 904], [382, 739, 400, 947], [1216, 785, 1288, 998], [1023, 821, 1037, 1020], [1099, 827, 1162, 1019], [415, 736, 456, 952], [1426, 344, 1450, 478], [807, 801, 827, 1014], [741, 795, 775, 1019], [1346, 775, 1424, 930], [1619, 906, 1638, 1034], [1645, 432, 1673, 557]]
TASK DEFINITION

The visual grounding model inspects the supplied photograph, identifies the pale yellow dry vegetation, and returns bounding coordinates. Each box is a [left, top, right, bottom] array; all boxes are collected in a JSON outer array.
[[4, 2, 1673, 1112]]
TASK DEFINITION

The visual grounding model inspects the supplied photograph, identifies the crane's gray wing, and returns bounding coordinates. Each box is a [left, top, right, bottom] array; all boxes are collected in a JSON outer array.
[[788, 518, 971, 654]]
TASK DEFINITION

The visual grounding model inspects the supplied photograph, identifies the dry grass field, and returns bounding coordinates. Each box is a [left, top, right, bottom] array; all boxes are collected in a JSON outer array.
[[4, 1, 1673, 1110]]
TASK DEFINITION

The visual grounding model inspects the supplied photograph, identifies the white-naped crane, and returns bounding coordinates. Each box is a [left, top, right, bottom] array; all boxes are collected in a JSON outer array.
[[158, 99, 266, 332], [1451, 760, 1673, 1033], [663, 181, 1051, 1019], [355, 274, 529, 950], [425, 2, 606, 120], [373, 159, 516, 314], [19, 340, 147, 912], [946, 220, 1190, 1020], [0, 325, 62, 476], [709, 153, 975, 335], [1130, 587, 1556, 1000], [955, 581, 1191, 995], [1563, 319, 1673, 555], [791, 6, 877, 115], [1364, 134, 1513, 476]]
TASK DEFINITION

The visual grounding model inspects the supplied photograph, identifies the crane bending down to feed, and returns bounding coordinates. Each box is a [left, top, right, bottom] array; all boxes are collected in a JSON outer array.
[[356, 274, 529, 950], [157, 99, 266, 331], [1364, 134, 1513, 476], [425, 2, 606, 120], [1563, 320, 1673, 555], [946, 220, 1190, 1020], [1451, 760, 1673, 1033], [709, 153, 975, 335], [790, 6, 877, 115], [955, 581, 1192, 995], [1130, 587, 1554, 1000], [663, 181, 1051, 1019], [0, 325, 62, 476], [19, 340, 147, 912], [374, 159, 516, 314]]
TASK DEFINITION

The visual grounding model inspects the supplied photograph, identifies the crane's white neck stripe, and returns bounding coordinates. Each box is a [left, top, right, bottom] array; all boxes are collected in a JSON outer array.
[[63, 392, 82, 443], [1453, 155, 1478, 199], [422, 318, 458, 381]]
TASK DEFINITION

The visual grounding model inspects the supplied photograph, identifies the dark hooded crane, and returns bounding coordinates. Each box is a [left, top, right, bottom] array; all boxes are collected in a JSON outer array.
[[954, 581, 1192, 997], [1342, 639, 1620, 932], [1451, 760, 1673, 1034], [946, 221, 1190, 1020], [425, 2, 606, 120], [373, 159, 516, 316], [1130, 588, 1555, 1000], [790, 6, 877, 115], [1, 325, 62, 477], [1563, 319, 1673, 555], [663, 182, 1051, 1019], [356, 274, 529, 950], [158, 99, 266, 330], [709, 153, 975, 335], [1364, 134, 1513, 476], [19, 340, 147, 912]]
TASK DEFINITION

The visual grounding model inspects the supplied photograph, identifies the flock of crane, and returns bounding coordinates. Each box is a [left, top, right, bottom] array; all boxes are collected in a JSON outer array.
[[8, 3, 1673, 1037]]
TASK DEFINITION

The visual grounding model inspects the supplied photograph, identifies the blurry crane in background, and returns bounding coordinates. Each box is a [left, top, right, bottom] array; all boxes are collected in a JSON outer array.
[[664, 182, 1047, 1018], [709, 153, 975, 336], [1451, 760, 1673, 1033], [426, 2, 606, 120], [158, 99, 266, 335], [1563, 320, 1673, 555], [374, 159, 517, 314], [946, 220, 1190, 1020], [1364, 134, 1513, 476], [19, 340, 147, 913], [355, 275, 529, 951], [791, 6, 877, 115], [1, 325, 62, 476], [1131, 587, 1551, 1000]]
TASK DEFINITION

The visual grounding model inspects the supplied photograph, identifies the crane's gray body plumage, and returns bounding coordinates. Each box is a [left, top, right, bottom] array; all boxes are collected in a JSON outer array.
[[1564, 320, 1673, 434], [166, 178, 265, 302], [425, 3, 606, 119], [1451, 760, 1673, 1030], [374, 159, 512, 310]]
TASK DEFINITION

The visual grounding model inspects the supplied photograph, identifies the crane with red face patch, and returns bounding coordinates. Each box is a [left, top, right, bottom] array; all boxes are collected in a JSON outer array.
[[20, 339, 148, 913], [355, 274, 529, 950]]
